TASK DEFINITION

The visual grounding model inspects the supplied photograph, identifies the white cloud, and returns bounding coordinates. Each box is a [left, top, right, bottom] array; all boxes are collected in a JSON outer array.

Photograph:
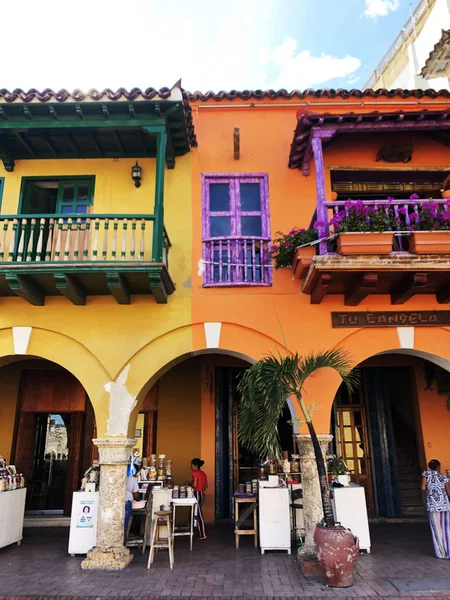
[[363, 0, 400, 19], [263, 38, 361, 89], [348, 75, 361, 85]]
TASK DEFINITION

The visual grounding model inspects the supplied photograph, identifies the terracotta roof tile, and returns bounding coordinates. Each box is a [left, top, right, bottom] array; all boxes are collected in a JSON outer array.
[[0, 87, 197, 148], [186, 88, 450, 101]]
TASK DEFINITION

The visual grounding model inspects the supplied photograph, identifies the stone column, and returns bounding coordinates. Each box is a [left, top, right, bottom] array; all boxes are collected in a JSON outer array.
[[81, 438, 136, 570], [296, 433, 333, 556]]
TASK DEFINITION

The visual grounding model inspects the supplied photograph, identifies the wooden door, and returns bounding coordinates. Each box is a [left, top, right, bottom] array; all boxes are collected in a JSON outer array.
[[335, 405, 374, 516], [65, 412, 83, 516], [14, 412, 36, 502]]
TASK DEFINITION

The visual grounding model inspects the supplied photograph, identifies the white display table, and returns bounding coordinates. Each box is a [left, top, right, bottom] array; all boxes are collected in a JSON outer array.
[[68, 490, 99, 555], [331, 483, 371, 553], [0, 488, 26, 549], [259, 487, 291, 554]]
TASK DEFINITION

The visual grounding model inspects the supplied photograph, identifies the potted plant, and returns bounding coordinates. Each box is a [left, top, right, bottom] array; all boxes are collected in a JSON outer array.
[[238, 348, 360, 588], [331, 200, 395, 255], [408, 200, 450, 254], [266, 227, 318, 278], [328, 456, 350, 486]]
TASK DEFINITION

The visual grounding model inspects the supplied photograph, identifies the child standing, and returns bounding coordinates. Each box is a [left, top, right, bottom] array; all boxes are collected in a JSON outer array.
[[421, 459, 450, 559], [191, 458, 208, 540]]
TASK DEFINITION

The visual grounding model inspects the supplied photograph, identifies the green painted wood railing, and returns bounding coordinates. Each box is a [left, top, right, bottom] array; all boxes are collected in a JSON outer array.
[[0, 214, 170, 266]]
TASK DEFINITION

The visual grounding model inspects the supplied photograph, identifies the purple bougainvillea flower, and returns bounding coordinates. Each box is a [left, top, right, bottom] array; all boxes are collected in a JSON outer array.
[[410, 212, 419, 222], [270, 244, 279, 251], [314, 220, 325, 230], [409, 193, 420, 200], [387, 196, 395, 202]]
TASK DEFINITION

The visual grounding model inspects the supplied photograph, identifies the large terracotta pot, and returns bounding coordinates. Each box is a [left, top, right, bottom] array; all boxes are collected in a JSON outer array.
[[292, 246, 316, 278], [337, 232, 393, 255], [441, 189, 450, 199], [410, 231, 450, 254], [314, 524, 359, 588]]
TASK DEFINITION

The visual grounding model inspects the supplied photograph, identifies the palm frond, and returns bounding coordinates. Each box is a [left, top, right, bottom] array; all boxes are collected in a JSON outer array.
[[298, 349, 359, 394]]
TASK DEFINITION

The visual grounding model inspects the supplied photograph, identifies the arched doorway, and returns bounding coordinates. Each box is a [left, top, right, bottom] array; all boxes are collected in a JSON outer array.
[[331, 351, 450, 519], [0, 356, 96, 516], [133, 351, 296, 523]]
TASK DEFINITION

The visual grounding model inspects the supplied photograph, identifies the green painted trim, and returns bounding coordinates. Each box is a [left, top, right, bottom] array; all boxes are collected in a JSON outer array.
[[0, 212, 155, 219], [0, 118, 167, 131], [17, 175, 97, 216], [55, 178, 95, 213], [151, 129, 167, 262], [0, 178, 4, 212]]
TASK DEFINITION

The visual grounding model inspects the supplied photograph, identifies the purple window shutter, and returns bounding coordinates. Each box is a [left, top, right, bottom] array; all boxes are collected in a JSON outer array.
[[202, 173, 271, 287]]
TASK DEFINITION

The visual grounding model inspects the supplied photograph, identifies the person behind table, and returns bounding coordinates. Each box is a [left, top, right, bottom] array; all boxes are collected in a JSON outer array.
[[421, 459, 450, 559], [125, 466, 141, 535], [190, 458, 208, 540]]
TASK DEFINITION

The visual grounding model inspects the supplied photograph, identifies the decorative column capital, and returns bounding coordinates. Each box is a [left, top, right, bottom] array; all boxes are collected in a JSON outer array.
[[93, 438, 136, 465], [296, 433, 332, 460]]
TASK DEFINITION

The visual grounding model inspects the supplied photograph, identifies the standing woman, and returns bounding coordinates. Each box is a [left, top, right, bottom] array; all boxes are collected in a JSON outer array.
[[421, 459, 450, 559], [191, 458, 208, 540]]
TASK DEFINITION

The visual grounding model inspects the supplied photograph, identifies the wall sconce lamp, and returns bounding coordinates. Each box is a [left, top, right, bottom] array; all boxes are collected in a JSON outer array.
[[131, 161, 142, 188]]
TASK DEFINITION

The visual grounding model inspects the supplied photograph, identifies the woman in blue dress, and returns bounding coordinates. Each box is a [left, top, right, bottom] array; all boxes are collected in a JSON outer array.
[[421, 459, 450, 559]]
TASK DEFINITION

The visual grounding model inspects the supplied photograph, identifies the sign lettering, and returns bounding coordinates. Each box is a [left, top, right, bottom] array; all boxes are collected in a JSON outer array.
[[331, 311, 450, 328]]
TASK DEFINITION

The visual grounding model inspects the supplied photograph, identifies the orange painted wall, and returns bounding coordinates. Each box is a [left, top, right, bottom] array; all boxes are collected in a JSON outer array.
[[415, 368, 450, 474]]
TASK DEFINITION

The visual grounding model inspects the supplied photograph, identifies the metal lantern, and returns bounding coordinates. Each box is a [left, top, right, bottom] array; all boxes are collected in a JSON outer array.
[[131, 161, 142, 188]]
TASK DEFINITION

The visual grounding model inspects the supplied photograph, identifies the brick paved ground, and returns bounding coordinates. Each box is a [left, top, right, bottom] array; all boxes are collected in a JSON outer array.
[[0, 522, 449, 599]]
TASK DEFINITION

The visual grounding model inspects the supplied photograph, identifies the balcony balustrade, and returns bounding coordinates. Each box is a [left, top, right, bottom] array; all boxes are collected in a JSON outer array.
[[0, 213, 174, 305], [301, 197, 450, 305]]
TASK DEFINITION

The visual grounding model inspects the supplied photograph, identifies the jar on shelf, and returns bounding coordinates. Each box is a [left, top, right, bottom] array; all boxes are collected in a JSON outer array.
[[166, 459, 172, 476], [291, 455, 300, 473], [268, 460, 277, 475]]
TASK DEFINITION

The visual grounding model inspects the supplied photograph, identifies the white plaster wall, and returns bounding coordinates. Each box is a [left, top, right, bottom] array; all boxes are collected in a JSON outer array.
[[383, 0, 450, 90]]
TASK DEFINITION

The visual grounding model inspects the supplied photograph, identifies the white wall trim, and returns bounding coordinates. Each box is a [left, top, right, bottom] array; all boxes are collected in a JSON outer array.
[[12, 327, 32, 355], [204, 322, 222, 349], [396, 326, 415, 349]]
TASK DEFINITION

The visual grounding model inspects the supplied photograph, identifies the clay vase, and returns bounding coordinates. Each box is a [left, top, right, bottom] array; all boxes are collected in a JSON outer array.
[[314, 524, 359, 588]]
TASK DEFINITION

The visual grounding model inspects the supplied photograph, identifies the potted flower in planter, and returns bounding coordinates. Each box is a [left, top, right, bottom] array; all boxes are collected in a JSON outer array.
[[328, 456, 350, 486], [331, 200, 395, 255], [408, 199, 450, 254], [267, 227, 318, 278], [238, 347, 360, 588]]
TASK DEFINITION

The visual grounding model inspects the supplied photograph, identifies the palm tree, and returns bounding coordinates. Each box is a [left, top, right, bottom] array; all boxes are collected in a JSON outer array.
[[238, 348, 358, 528]]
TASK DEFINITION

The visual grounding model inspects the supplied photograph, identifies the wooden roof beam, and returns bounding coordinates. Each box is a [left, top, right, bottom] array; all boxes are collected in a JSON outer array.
[[15, 133, 35, 157], [310, 274, 332, 304], [391, 272, 427, 305], [345, 273, 378, 306]]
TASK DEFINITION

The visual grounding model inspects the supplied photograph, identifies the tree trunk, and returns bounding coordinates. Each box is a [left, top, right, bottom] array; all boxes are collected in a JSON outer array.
[[306, 420, 335, 528]]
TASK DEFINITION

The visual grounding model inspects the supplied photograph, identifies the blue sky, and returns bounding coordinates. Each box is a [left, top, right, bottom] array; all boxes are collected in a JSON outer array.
[[2, 0, 416, 92]]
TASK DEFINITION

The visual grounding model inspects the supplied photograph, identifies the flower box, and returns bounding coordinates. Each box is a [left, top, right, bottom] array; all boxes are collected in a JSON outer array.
[[292, 246, 316, 279], [337, 232, 393, 255], [410, 231, 450, 254]]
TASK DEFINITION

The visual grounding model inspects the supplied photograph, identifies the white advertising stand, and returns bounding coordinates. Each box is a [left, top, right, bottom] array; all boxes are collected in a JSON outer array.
[[0, 487, 26, 549], [259, 486, 291, 554], [331, 483, 371, 553], [68, 489, 99, 555]]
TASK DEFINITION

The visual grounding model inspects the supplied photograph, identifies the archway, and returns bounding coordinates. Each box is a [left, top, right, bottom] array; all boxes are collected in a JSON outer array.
[[129, 349, 298, 523], [330, 348, 450, 519], [0, 355, 97, 517]]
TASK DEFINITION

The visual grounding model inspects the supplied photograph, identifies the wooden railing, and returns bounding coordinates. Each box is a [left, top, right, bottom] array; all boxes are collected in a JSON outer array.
[[203, 237, 272, 286], [0, 214, 170, 265], [321, 198, 449, 254]]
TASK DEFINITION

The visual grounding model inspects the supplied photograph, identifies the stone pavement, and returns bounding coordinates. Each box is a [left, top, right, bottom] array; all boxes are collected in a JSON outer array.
[[0, 522, 449, 599]]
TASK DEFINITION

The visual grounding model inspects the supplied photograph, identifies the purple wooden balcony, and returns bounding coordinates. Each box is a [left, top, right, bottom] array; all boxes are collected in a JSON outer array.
[[202, 236, 272, 286]]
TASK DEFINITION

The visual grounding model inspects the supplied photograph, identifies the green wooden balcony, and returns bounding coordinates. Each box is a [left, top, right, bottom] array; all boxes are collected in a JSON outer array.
[[0, 213, 174, 305]]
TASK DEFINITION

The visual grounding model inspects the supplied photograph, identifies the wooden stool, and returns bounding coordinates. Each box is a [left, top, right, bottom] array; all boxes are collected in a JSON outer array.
[[234, 496, 258, 549], [147, 510, 174, 569]]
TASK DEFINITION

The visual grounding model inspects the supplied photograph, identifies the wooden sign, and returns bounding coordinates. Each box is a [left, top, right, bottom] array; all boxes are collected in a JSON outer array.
[[331, 311, 450, 328]]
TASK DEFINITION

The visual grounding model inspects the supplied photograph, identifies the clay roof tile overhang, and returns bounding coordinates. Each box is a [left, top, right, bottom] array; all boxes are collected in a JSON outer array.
[[0, 83, 197, 171], [420, 29, 450, 79], [288, 107, 450, 174]]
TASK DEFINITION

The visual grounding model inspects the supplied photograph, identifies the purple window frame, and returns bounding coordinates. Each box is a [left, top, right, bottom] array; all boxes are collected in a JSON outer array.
[[201, 173, 272, 287]]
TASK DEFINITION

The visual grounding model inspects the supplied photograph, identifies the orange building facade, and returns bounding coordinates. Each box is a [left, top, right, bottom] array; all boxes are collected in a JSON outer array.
[[182, 89, 450, 524]]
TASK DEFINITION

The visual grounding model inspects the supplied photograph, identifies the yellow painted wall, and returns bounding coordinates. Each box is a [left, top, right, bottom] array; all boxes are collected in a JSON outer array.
[[156, 357, 201, 485], [0, 153, 193, 436], [0, 365, 20, 461]]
